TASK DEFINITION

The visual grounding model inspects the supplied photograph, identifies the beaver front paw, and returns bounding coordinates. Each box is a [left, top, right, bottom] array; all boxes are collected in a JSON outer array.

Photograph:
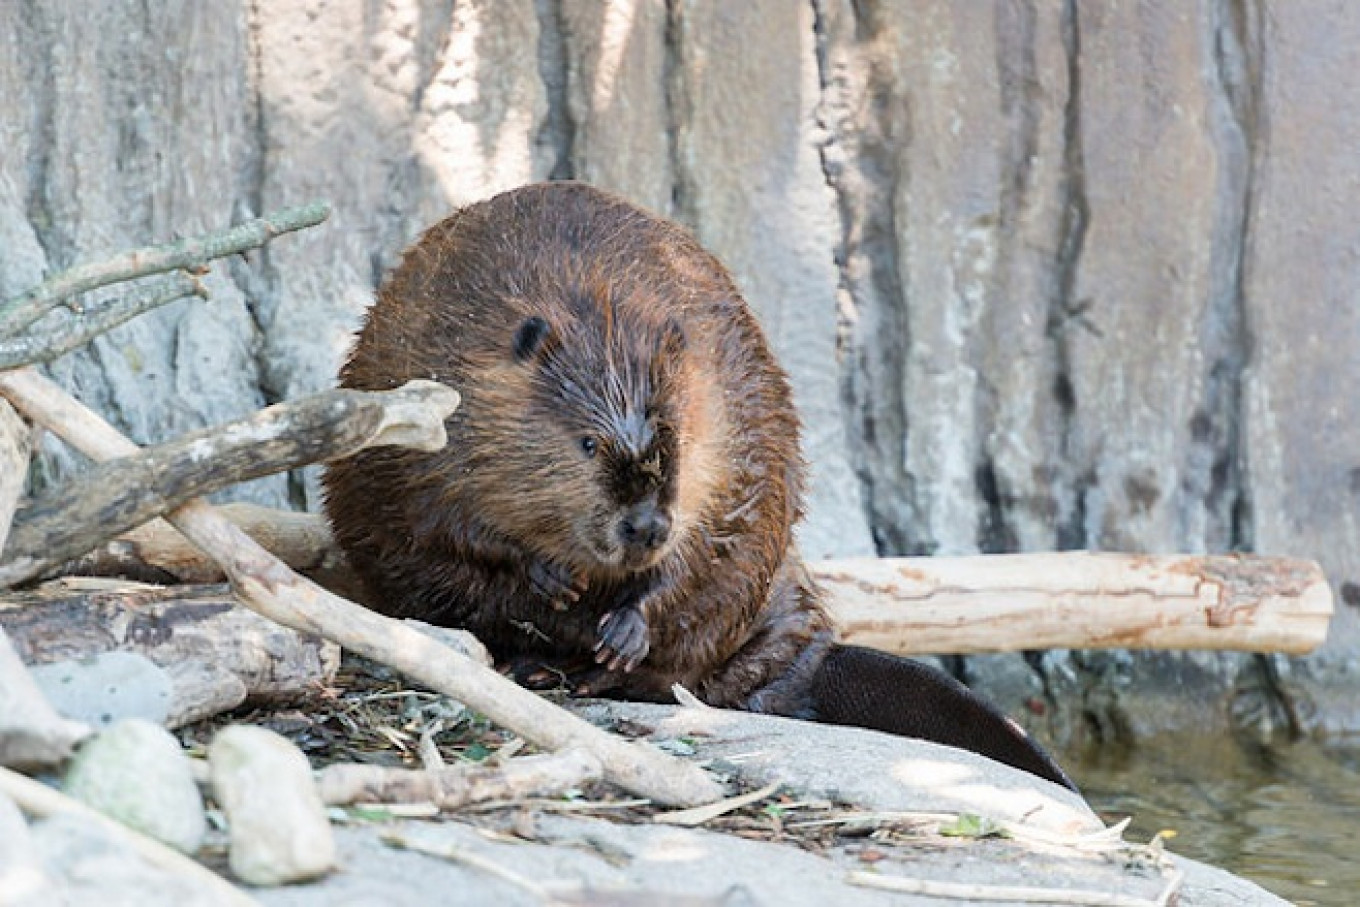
[[594, 606, 650, 672], [527, 560, 586, 611]]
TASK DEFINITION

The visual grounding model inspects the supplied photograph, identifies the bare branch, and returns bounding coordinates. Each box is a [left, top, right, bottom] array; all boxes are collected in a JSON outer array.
[[316, 749, 603, 810], [0, 273, 205, 369], [0, 380, 458, 588], [0, 203, 329, 338]]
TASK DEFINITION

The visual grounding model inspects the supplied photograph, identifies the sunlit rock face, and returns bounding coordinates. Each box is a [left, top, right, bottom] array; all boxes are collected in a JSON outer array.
[[4, 0, 1360, 740]]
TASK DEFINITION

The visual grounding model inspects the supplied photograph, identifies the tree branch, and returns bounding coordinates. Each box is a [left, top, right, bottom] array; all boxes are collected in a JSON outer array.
[[0, 203, 329, 338], [0, 273, 206, 369], [0, 380, 459, 589]]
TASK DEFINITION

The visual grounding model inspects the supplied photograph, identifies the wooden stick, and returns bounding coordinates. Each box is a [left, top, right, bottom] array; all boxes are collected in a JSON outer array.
[[0, 369, 723, 808], [818, 552, 1333, 655], [0, 203, 329, 338], [316, 749, 602, 810], [0, 380, 458, 588], [845, 869, 1183, 907], [53, 503, 344, 585], [0, 399, 29, 555], [0, 272, 206, 369], [0, 765, 260, 906]]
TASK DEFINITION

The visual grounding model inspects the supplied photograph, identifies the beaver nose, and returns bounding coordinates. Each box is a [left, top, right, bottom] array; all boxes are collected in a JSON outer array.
[[620, 505, 671, 551]]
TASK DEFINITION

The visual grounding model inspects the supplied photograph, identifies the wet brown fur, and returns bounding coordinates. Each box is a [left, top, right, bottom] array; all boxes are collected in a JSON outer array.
[[324, 182, 833, 713], [324, 182, 1076, 791]]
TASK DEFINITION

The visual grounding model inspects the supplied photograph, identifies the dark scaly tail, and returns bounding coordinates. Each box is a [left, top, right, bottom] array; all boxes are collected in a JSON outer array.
[[809, 644, 1078, 792]]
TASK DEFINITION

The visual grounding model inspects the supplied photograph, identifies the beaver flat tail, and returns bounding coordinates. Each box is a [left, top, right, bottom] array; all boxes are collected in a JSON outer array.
[[807, 644, 1078, 792]]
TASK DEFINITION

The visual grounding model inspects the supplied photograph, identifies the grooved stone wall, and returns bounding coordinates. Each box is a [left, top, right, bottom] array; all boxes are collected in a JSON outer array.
[[3, 1, 1358, 740]]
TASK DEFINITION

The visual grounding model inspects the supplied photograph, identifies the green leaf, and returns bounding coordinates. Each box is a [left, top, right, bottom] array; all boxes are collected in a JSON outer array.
[[938, 813, 1008, 839]]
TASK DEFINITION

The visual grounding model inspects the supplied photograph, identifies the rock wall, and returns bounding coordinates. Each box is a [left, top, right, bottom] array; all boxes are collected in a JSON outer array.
[[3, 0, 1358, 741]]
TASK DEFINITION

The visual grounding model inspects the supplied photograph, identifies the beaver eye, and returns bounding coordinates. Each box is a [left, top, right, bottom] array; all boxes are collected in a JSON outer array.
[[579, 436, 598, 458]]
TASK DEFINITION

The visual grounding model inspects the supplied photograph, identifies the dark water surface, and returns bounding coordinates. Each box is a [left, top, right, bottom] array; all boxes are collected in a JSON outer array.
[[1064, 733, 1360, 905]]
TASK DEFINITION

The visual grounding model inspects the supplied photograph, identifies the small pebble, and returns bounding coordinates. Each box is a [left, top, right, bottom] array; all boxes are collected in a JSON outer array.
[[209, 725, 336, 886], [62, 718, 207, 854]]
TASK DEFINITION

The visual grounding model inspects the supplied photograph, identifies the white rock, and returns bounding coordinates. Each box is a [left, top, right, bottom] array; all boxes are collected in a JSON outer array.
[[31, 812, 234, 907], [0, 790, 49, 906], [29, 650, 173, 728], [0, 628, 90, 770], [209, 725, 336, 886], [62, 718, 207, 854]]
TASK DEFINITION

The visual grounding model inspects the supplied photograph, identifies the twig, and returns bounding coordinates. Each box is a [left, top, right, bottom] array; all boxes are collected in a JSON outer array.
[[846, 869, 1183, 906], [0, 368, 724, 808], [317, 749, 602, 810], [381, 830, 553, 901], [0, 203, 329, 338], [0, 379, 459, 588], [789, 809, 1131, 852], [0, 272, 206, 369], [652, 781, 781, 827], [0, 764, 259, 906]]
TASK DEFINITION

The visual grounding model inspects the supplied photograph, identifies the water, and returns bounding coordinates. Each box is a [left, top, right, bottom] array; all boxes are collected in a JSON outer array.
[[1065, 733, 1360, 905]]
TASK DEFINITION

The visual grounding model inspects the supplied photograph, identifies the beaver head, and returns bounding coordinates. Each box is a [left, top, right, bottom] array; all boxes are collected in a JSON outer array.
[[489, 292, 695, 575]]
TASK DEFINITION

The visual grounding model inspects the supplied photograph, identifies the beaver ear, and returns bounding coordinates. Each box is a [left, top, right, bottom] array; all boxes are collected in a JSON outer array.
[[512, 316, 555, 362]]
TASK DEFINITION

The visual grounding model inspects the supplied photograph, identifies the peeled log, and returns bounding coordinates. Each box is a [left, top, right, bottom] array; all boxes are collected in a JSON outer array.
[[815, 552, 1334, 656], [53, 505, 1332, 656]]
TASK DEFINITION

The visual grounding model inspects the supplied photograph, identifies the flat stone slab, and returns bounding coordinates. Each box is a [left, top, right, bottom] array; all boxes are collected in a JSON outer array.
[[250, 700, 1285, 907]]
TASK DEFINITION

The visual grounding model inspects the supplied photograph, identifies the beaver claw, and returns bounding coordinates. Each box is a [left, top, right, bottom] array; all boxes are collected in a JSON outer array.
[[594, 606, 650, 672], [502, 657, 627, 697], [527, 560, 586, 611]]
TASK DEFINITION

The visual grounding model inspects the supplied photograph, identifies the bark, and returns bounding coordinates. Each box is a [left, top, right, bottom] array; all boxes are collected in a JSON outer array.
[[0, 579, 339, 703]]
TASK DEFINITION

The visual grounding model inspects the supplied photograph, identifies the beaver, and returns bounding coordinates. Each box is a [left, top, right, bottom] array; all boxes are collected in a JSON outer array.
[[323, 181, 1075, 792]]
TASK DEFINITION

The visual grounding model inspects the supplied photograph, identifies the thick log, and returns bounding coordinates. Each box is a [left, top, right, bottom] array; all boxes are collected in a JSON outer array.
[[817, 553, 1334, 656], [0, 379, 458, 588], [0, 579, 339, 702], [54, 503, 346, 585], [0, 368, 724, 808], [56, 505, 1333, 655]]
